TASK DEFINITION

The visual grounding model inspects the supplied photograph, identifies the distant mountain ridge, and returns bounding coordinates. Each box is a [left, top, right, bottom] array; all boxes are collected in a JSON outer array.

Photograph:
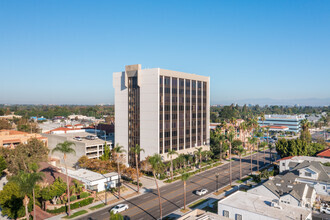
[[215, 98, 330, 106]]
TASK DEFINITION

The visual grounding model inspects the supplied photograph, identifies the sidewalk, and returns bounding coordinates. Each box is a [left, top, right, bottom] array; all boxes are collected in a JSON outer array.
[[46, 182, 143, 220]]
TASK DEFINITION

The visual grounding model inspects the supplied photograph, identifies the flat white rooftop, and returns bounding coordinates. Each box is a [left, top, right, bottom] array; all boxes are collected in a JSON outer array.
[[218, 191, 311, 220], [66, 168, 118, 182], [54, 131, 112, 145]]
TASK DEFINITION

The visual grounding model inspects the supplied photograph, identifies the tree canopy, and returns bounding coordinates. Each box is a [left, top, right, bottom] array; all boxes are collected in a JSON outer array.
[[0, 138, 49, 175]]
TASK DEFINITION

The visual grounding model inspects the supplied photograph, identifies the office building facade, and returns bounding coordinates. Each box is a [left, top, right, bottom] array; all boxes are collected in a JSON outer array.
[[113, 64, 210, 165], [258, 114, 305, 133]]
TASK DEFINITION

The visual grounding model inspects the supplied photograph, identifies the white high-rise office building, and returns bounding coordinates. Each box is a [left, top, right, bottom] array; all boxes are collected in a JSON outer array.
[[113, 64, 210, 165]]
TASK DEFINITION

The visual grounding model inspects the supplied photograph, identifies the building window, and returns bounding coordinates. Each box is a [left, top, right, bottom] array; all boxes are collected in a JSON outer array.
[[305, 172, 312, 177], [282, 162, 285, 166], [223, 210, 229, 217], [236, 214, 242, 220]]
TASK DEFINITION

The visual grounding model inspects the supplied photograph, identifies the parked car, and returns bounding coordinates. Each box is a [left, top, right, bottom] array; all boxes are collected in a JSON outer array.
[[196, 189, 208, 196], [320, 205, 330, 214], [110, 204, 129, 214], [74, 136, 82, 141], [86, 135, 96, 140]]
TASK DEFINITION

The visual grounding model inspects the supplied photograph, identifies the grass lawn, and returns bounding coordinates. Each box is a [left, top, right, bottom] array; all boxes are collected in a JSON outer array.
[[188, 198, 209, 209], [63, 210, 88, 219], [180, 208, 190, 213], [213, 185, 233, 196], [89, 203, 106, 210]]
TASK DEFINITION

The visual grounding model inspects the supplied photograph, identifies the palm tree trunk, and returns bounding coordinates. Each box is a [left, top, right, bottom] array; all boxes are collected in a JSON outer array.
[[33, 188, 36, 220], [183, 181, 186, 210], [219, 141, 222, 162], [239, 155, 242, 180], [153, 172, 162, 219], [229, 143, 232, 186], [257, 142, 259, 172], [64, 157, 71, 216], [135, 154, 140, 193], [170, 158, 173, 181], [250, 145, 253, 175], [117, 160, 121, 199], [24, 195, 29, 220]]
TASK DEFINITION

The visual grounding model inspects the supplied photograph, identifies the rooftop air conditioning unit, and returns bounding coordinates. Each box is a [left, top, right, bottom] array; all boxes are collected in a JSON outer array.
[[271, 199, 283, 209]]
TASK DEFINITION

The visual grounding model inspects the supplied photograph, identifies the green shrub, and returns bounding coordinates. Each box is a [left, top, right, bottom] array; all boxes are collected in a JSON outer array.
[[70, 195, 77, 202], [46, 197, 94, 214], [79, 192, 90, 199]]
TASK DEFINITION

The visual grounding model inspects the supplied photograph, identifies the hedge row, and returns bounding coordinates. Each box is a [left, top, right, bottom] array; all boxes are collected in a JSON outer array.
[[47, 197, 94, 214]]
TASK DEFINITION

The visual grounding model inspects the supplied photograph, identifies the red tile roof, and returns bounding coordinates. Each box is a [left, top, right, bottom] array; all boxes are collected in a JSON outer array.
[[277, 156, 295, 161], [2, 139, 21, 143], [38, 162, 76, 186], [261, 125, 288, 129], [317, 148, 330, 158]]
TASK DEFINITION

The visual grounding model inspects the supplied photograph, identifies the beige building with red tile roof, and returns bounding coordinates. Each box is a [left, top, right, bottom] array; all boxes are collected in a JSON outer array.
[[0, 129, 48, 148]]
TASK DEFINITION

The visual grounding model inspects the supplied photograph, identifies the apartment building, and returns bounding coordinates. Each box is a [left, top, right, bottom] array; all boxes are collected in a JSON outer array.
[[113, 64, 210, 165]]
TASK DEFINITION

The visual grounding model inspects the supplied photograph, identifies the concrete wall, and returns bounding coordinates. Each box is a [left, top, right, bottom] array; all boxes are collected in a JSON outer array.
[[280, 194, 300, 206], [139, 68, 160, 160], [113, 71, 129, 164], [42, 133, 86, 167]]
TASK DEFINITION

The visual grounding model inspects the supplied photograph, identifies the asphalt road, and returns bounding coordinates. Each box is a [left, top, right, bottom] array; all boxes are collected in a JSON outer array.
[[80, 150, 272, 220]]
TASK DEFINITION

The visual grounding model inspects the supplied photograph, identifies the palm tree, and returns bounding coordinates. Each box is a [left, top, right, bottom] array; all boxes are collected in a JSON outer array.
[[236, 145, 245, 180], [255, 130, 262, 172], [226, 128, 235, 186], [113, 143, 126, 199], [260, 142, 267, 169], [52, 141, 76, 216], [230, 117, 237, 138], [12, 171, 43, 220], [248, 136, 257, 175], [130, 144, 144, 193], [181, 173, 191, 210], [239, 121, 247, 149], [167, 149, 178, 181], [194, 147, 203, 168], [218, 134, 226, 162], [269, 143, 275, 164], [148, 154, 164, 219], [265, 126, 270, 165]]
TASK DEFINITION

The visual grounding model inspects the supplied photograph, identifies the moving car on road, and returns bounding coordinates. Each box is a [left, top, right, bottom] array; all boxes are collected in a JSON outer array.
[[110, 204, 129, 214], [195, 189, 208, 196]]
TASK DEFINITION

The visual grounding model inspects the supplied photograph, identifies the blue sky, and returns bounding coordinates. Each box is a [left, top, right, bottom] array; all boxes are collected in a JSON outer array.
[[0, 0, 329, 105]]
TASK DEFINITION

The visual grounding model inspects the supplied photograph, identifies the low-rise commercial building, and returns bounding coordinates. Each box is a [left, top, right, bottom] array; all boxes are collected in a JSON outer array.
[[43, 130, 113, 167], [258, 114, 305, 133], [218, 191, 312, 220], [65, 168, 119, 192], [0, 129, 48, 148]]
